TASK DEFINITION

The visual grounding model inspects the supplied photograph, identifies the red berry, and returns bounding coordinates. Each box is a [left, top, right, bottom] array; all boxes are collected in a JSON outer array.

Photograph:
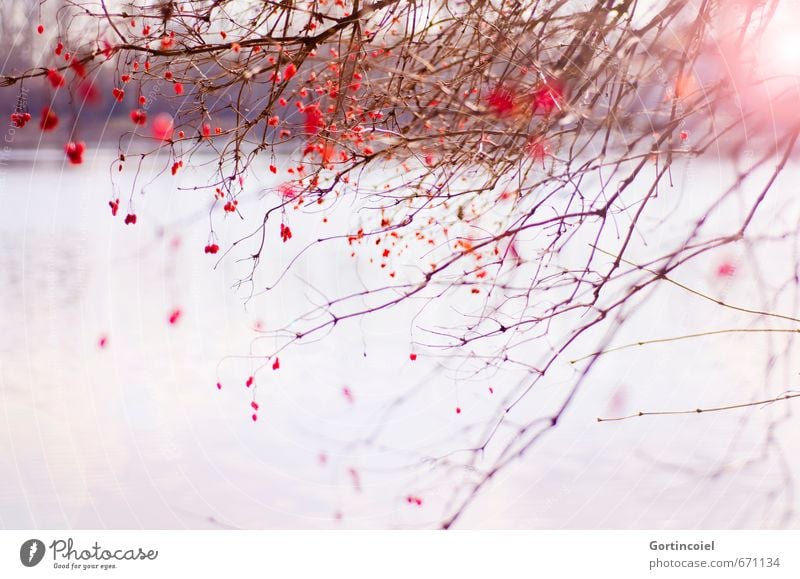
[[10, 112, 31, 128], [130, 109, 147, 125], [151, 113, 173, 141], [70, 59, 86, 78], [47, 69, 66, 88], [64, 141, 86, 164], [531, 80, 562, 114], [717, 262, 736, 278], [124, 213, 137, 225], [168, 309, 182, 325], [39, 107, 59, 131], [487, 86, 515, 115]]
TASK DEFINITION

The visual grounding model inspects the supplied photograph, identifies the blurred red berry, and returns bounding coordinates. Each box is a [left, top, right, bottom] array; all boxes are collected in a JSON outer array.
[[40, 107, 59, 131], [487, 85, 515, 116], [130, 109, 147, 125], [168, 308, 182, 325], [64, 141, 86, 164]]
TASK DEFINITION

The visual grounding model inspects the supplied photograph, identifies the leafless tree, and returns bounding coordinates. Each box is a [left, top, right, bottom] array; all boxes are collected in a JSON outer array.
[[3, 0, 799, 527]]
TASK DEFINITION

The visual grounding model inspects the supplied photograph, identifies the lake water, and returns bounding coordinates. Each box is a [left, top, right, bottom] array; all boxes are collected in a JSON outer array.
[[1, 149, 799, 529]]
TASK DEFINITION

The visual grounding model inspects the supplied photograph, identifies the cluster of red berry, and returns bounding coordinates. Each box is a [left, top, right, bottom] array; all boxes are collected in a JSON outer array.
[[10, 111, 32, 128], [64, 141, 86, 164]]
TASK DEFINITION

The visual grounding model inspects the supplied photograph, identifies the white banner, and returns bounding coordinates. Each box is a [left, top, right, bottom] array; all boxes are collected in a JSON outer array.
[[0, 531, 797, 578]]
